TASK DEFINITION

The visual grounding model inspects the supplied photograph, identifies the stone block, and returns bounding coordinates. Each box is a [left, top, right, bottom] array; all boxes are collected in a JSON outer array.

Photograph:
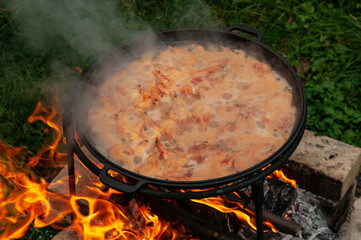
[[319, 180, 356, 231], [283, 130, 361, 202], [336, 196, 361, 240]]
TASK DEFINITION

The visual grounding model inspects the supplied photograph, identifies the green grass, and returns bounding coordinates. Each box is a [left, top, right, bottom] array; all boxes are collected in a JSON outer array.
[[20, 225, 59, 240], [0, 0, 360, 238]]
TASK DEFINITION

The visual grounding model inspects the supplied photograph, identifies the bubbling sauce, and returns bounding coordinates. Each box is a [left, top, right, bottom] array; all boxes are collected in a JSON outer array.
[[88, 44, 296, 181]]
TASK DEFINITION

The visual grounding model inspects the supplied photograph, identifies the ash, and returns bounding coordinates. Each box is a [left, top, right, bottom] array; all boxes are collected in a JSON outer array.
[[281, 188, 336, 240]]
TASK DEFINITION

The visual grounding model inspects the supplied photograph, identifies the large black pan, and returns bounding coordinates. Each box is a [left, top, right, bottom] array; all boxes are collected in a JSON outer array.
[[68, 25, 306, 199]]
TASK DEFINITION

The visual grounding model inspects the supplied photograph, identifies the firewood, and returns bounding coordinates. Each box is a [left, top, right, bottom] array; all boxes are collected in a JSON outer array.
[[148, 198, 243, 240], [226, 194, 301, 236]]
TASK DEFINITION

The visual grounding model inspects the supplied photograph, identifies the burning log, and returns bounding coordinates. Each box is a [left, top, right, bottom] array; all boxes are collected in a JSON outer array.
[[263, 178, 297, 215], [226, 193, 301, 236], [148, 198, 243, 240]]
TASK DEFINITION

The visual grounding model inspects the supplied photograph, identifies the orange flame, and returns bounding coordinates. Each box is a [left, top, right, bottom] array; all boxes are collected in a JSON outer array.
[[0, 101, 181, 239], [140, 205, 173, 240], [262, 164, 297, 188], [0, 141, 69, 239], [270, 169, 297, 188], [69, 196, 130, 239], [27, 101, 66, 166]]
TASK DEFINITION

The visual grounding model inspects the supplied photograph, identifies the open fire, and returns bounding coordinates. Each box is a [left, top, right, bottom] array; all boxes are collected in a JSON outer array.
[[0, 101, 298, 239]]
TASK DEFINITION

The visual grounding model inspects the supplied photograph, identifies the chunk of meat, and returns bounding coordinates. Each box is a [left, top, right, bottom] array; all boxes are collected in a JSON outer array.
[[192, 102, 213, 125], [108, 144, 134, 164]]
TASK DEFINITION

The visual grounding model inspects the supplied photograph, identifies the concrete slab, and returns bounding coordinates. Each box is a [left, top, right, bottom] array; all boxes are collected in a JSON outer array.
[[283, 130, 361, 202]]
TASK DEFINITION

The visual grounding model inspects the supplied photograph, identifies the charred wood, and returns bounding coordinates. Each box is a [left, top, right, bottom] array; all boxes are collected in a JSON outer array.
[[226, 194, 301, 236], [177, 198, 230, 230], [149, 198, 243, 240], [263, 179, 297, 215]]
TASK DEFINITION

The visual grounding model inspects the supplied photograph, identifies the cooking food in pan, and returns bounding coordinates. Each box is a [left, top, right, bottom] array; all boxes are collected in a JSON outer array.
[[88, 44, 296, 181]]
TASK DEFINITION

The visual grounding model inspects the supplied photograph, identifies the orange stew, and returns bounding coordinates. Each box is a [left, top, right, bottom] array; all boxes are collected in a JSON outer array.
[[88, 44, 296, 181]]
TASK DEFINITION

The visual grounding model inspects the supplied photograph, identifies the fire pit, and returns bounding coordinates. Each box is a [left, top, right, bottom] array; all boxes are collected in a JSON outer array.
[[63, 25, 306, 239]]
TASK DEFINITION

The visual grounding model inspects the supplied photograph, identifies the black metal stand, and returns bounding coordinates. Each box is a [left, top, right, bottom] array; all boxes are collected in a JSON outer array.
[[252, 179, 265, 240], [67, 143, 76, 196], [63, 107, 77, 226], [63, 109, 76, 197], [65, 138, 267, 239]]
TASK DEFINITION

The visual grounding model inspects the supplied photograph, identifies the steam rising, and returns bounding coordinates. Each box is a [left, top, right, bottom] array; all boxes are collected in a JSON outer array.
[[7, 0, 150, 58], [3, 0, 224, 105], [6, 0, 222, 59], [3, 0, 227, 144]]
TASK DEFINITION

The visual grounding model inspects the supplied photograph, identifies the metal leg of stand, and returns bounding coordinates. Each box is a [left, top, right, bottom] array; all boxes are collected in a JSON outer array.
[[66, 137, 76, 226], [63, 100, 76, 225], [67, 144, 76, 196], [252, 179, 265, 240], [63, 107, 76, 197]]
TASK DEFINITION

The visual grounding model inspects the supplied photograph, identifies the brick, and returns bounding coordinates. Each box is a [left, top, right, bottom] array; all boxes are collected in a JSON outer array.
[[319, 180, 356, 231], [283, 130, 361, 202]]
